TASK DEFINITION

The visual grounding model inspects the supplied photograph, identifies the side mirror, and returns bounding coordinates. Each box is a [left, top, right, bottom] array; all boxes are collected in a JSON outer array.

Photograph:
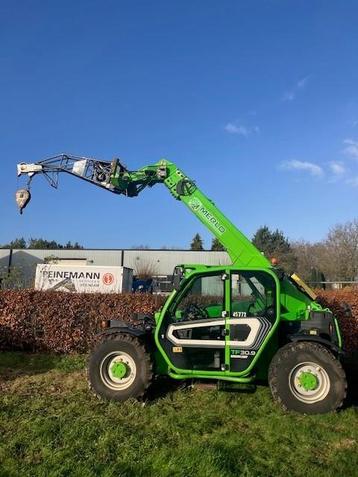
[[172, 266, 184, 291]]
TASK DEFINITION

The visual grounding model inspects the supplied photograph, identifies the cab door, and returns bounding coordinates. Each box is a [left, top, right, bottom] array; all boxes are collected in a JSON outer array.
[[158, 271, 229, 373], [228, 270, 277, 373]]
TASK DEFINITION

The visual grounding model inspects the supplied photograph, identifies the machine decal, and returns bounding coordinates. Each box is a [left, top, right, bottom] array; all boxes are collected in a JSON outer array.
[[231, 350, 256, 359], [166, 317, 271, 350], [188, 197, 226, 234]]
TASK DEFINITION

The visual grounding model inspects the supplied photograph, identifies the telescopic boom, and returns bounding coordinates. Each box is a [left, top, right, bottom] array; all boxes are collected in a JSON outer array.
[[16, 154, 269, 268]]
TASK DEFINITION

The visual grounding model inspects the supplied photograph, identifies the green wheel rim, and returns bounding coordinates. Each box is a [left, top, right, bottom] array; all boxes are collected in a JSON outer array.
[[110, 361, 128, 380], [298, 371, 319, 391], [100, 352, 137, 391], [289, 361, 330, 404]]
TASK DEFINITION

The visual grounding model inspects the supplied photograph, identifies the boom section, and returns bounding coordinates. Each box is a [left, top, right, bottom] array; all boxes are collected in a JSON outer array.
[[16, 155, 269, 267], [110, 159, 269, 266], [17, 154, 126, 193], [156, 162, 270, 267]]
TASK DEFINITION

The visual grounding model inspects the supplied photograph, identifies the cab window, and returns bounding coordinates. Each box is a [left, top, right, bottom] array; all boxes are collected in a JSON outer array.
[[173, 273, 224, 321], [231, 271, 276, 321]]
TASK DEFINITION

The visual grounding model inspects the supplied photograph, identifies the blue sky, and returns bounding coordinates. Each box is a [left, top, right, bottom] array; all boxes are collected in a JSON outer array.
[[1, 1, 357, 249]]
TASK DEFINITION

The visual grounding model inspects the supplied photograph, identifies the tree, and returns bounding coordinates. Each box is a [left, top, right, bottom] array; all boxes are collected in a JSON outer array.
[[291, 240, 312, 281], [190, 233, 204, 251], [252, 226, 297, 273], [64, 241, 83, 249], [324, 219, 358, 281], [309, 268, 326, 289], [291, 240, 327, 282], [291, 219, 358, 283], [0, 237, 83, 250], [28, 238, 83, 249], [28, 238, 63, 249], [211, 237, 226, 251], [0, 237, 26, 249]]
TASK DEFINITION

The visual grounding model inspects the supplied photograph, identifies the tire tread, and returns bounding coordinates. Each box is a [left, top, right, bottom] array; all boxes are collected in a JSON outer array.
[[87, 332, 153, 401], [268, 341, 347, 413]]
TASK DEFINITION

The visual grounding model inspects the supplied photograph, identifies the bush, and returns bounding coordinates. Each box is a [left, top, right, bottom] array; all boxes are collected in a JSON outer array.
[[316, 288, 358, 353], [0, 290, 164, 353], [0, 289, 357, 353]]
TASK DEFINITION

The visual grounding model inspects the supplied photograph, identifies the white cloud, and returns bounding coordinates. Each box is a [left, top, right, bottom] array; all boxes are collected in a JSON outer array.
[[347, 176, 358, 187], [282, 76, 310, 102], [280, 160, 323, 177], [329, 161, 345, 175], [224, 123, 248, 136], [342, 138, 358, 159], [224, 123, 259, 136], [297, 76, 309, 89], [282, 91, 296, 102]]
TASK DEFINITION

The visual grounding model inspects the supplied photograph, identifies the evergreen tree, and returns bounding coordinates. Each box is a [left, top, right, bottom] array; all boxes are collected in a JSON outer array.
[[0, 237, 83, 249], [0, 237, 27, 249], [190, 233, 204, 251], [211, 237, 226, 251], [252, 225, 297, 273]]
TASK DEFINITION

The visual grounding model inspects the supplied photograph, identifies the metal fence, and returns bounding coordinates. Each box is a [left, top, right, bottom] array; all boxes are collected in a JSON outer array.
[[307, 281, 358, 290]]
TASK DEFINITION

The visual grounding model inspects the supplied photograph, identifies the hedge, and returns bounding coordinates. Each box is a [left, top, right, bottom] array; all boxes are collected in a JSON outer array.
[[0, 289, 357, 353], [0, 290, 164, 353], [316, 288, 358, 354]]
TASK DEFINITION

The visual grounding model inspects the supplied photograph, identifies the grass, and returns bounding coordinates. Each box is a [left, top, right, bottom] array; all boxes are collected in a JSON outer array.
[[0, 352, 357, 477]]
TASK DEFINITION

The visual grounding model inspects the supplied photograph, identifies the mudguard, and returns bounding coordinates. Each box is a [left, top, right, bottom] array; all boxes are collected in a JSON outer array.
[[99, 319, 147, 338], [287, 334, 345, 357]]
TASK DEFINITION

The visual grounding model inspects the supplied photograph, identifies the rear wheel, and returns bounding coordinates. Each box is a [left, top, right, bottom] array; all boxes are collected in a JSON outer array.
[[268, 342, 346, 414], [88, 333, 152, 401]]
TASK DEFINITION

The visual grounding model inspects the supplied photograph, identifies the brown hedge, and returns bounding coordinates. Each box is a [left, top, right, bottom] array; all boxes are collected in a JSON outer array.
[[0, 289, 357, 353], [0, 290, 164, 353], [316, 288, 358, 353]]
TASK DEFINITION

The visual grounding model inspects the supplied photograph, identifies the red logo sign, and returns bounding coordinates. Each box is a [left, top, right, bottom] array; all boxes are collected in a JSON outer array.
[[102, 273, 114, 285]]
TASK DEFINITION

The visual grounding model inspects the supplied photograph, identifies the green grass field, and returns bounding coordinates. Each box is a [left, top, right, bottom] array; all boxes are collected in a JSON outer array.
[[0, 352, 357, 477]]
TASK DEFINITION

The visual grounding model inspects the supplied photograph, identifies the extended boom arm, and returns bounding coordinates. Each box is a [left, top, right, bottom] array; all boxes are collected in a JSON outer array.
[[16, 154, 270, 268]]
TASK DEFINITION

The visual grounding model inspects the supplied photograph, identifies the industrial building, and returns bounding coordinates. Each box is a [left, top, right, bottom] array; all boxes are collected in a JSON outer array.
[[0, 248, 231, 292]]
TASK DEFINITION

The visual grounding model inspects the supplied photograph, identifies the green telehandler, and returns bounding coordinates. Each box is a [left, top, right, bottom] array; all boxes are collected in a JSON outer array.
[[17, 154, 347, 413]]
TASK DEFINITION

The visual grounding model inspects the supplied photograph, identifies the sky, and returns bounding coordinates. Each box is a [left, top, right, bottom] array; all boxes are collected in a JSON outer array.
[[1, 1, 357, 249]]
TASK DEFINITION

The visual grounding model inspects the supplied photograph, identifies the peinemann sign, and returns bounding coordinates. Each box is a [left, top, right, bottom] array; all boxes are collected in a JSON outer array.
[[35, 265, 132, 293]]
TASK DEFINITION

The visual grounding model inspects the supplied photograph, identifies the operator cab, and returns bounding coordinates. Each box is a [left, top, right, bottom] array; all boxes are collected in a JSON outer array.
[[157, 266, 278, 375]]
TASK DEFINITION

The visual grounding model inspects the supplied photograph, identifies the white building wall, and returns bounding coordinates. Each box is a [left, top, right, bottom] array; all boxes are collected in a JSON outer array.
[[123, 250, 230, 275], [3, 248, 231, 287]]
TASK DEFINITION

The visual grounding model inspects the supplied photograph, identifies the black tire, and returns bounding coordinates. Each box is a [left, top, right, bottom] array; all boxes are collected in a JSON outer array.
[[88, 333, 152, 402], [268, 341, 347, 414]]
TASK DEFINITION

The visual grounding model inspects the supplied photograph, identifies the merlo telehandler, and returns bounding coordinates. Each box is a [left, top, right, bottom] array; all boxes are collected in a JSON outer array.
[[16, 154, 347, 413]]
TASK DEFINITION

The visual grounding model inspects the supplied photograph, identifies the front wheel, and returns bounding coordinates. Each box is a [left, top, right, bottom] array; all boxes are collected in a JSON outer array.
[[88, 333, 152, 401], [268, 342, 347, 414]]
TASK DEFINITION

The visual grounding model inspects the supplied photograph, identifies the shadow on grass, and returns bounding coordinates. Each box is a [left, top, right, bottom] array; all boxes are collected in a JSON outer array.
[[1, 350, 357, 410], [146, 376, 188, 401], [343, 351, 358, 408], [0, 351, 86, 385]]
